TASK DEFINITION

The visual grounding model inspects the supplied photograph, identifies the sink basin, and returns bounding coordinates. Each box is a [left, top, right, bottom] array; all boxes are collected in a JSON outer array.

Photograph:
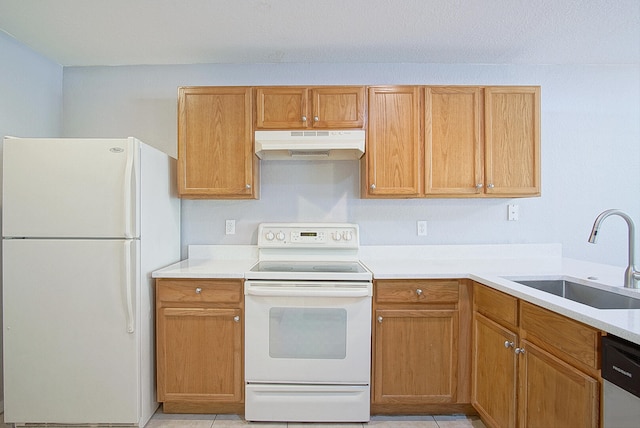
[[511, 279, 640, 310]]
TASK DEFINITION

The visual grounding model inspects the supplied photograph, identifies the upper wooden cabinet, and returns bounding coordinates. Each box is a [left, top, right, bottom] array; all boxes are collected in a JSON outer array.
[[366, 85, 541, 198], [176, 84, 539, 199], [363, 86, 423, 198], [255, 86, 366, 129], [178, 86, 258, 199], [484, 86, 540, 197], [425, 86, 540, 198], [425, 86, 484, 196]]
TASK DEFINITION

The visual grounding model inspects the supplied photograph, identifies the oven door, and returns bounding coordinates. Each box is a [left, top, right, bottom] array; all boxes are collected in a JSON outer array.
[[244, 280, 372, 384]]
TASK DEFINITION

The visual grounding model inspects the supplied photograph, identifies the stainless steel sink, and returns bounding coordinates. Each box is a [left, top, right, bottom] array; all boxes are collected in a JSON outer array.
[[511, 279, 640, 310]]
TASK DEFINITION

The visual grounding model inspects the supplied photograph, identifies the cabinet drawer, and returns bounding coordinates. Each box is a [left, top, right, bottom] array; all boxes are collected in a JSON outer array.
[[473, 283, 518, 329], [157, 279, 243, 304], [376, 280, 459, 304], [520, 301, 600, 369]]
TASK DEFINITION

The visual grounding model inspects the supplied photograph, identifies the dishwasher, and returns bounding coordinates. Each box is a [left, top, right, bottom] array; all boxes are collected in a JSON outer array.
[[601, 335, 640, 427]]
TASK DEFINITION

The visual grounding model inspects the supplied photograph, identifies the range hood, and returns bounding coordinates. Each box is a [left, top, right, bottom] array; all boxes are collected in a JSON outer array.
[[255, 130, 365, 160]]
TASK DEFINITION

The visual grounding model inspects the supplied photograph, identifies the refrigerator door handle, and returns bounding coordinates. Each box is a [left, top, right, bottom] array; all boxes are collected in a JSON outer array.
[[124, 241, 135, 334], [123, 143, 135, 239]]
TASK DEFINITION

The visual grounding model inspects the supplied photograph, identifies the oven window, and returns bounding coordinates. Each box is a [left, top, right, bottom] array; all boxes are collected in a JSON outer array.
[[269, 307, 347, 359]]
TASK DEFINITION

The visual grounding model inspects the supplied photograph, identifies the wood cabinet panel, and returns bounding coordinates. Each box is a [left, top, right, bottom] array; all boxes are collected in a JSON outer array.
[[156, 279, 244, 412], [158, 307, 242, 402], [473, 312, 517, 428], [520, 301, 600, 370], [484, 86, 540, 196], [374, 308, 458, 404], [518, 340, 599, 428], [425, 87, 483, 195], [376, 279, 459, 304], [364, 86, 422, 197], [255, 87, 308, 128], [473, 283, 518, 330], [372, 279, 471, 413], [178, 86, 257, 199], [472, 282, 602, 427], [311, 86, 365, 128], [255, 86, 365, 129], [157, 279, 243, 304]]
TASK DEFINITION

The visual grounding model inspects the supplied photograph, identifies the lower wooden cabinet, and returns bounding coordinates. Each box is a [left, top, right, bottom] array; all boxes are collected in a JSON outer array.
[[518, 339, 599, 428], [472, 283, 601, 428], [372, 279, 473, 414], [473, 312, 518, 428], [156, 279, 244, 413]]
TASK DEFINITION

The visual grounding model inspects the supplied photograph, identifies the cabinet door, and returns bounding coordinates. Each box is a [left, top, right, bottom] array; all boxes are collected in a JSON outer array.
[[425, 87, 484, 195], [374, 308, 458, 404], [484, 86, 540, 196], [178, 87, 256, 198], [365, 86, 422, 197], [255, 87, 308, 128], [157, 307, 242, 403], [473, 312, 517, 428], [518, 340, 599, 428], [310, 86, 365, 128]]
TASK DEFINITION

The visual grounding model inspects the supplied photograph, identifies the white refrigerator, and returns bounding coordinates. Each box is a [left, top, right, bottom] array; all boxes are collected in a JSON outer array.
[[2, 137, 180, 426]]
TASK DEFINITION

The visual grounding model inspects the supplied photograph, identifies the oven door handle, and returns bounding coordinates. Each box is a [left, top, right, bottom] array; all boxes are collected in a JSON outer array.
[[245, 286, 371, 298]]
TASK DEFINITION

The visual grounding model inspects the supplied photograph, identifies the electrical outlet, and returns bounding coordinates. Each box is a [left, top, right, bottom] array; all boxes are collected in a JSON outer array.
[[417, 221, 428, 236], [508, 204, 519, 221], [225, 219, 236, 235]]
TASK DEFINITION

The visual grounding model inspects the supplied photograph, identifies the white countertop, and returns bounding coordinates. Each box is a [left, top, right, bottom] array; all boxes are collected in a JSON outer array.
[[152, 243, 640, 344]]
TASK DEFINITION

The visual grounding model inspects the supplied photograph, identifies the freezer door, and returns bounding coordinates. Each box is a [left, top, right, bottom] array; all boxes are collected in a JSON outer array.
[[2, 137, 139, 238], [2, 239, 142, 424]]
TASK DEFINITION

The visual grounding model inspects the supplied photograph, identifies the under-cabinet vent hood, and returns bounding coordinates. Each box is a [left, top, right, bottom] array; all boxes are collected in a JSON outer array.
[[255, 130, 365, 160]]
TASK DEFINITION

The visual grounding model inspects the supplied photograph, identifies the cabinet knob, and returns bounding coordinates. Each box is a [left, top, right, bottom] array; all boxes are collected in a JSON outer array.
[[377, 316, 383, 323], [301, 116, 307, 122], [476, 183, 483, 189], [504, 341, 515, 349], [416, 288, 423, 296], [246, 184, 251, 189], [487, 183, 495, 189], [314, 116, 319, 122], [195, 287, 202, 294], [370, 184, 376, 190], [515, 347, 526, 355], [233, 316, 240, 323]]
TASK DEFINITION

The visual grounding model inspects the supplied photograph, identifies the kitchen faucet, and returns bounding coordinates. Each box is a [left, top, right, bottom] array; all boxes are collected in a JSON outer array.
[[588, 209, 640, 289]]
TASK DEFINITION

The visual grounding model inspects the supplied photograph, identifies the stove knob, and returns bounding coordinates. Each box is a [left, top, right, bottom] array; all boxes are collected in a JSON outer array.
[[276, 232, 286, 241], [265, 231, 275, 241], [332, 232, 342, 241], [342, 231, 353, 241]]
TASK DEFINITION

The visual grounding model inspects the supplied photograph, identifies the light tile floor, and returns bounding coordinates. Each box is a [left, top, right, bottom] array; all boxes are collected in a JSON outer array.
[[146, 410, 486, 428], [1, 411, 486, 428]]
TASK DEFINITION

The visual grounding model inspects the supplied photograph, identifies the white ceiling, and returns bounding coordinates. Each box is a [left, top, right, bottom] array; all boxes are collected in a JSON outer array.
[[0, 0, 638, 67]]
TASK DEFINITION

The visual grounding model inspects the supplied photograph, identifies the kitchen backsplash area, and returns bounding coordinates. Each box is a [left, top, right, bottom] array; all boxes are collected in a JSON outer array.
[[57, 62, 640, 267]]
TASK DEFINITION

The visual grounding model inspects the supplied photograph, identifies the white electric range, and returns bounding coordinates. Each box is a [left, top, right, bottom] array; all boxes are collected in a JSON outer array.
[[244, 223, 372, 423]]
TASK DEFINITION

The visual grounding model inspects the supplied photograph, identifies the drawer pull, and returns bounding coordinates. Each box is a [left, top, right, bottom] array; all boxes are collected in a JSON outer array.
[[195, 287, 202, 294], [504, 341, 515, 349], [233, 316, 240, 323], [416, 288, 423, 296], [377, 316, 383, 323], [515, 347, 526, 355]]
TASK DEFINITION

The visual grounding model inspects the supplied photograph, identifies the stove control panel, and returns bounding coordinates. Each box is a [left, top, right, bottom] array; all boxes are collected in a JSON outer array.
[[258, 223, 359, 248]]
